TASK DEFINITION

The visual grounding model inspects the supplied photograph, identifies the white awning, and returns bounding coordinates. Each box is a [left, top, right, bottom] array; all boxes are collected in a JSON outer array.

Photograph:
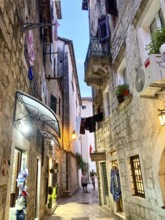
[[14, 91, 60, 137]]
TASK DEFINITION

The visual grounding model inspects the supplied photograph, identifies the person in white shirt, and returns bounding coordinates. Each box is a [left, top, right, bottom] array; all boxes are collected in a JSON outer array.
[[81, 171, 88, 193]]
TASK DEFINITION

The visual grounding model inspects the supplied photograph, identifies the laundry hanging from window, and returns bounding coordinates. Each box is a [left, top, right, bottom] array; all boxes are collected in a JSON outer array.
[[110, 165, 121, 201], [80, 112, 103, 134]]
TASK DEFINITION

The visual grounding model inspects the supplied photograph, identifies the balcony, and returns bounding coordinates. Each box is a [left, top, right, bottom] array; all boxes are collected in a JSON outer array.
[[84, 36, 111, 88]]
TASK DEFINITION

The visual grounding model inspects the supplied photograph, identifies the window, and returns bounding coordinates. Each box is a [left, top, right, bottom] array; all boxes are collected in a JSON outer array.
[[149, 9, 165, 36], [123, 68, 127, 84], [50, 95, 57, 114], [105, 0, 118, 16], [82, 105, 86, 110], [82, 0, 88, 10], [116, 58, 127, 86], [98, 15, 110, 42], [105, 0, 118, 28], [129, 155, 145, 198]]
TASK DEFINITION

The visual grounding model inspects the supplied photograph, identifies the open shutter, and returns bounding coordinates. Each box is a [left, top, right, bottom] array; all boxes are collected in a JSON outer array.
[[98, 15, 110, 42], [50, 95, 57, 113]]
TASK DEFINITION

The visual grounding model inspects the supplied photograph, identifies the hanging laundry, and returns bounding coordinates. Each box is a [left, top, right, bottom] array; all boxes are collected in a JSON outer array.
[[80, 118, 86, 134], [94, 112, 103, 122], [80, 112, 104, 134], [85, 116, 96, 132], [110, 167, 121, 201]]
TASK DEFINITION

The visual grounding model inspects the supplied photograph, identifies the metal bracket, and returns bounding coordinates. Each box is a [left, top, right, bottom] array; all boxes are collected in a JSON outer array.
[[44, 52, 58, 54], [22, 23, 56, 32], [46, 75, 62, 81]]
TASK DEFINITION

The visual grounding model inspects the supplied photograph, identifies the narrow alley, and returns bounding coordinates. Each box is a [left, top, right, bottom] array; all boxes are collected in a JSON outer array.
[[42, 183, 121, 220]]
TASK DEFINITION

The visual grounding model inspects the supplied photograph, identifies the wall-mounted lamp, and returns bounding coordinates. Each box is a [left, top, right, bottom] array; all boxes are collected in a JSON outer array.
[[71, 130, 77, 140], [18, 120, 31, 135], [158, 108, 165, 126]]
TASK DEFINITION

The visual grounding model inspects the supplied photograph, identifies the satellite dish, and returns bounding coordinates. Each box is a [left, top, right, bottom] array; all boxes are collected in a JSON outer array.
[[135, 68, 145, 92]]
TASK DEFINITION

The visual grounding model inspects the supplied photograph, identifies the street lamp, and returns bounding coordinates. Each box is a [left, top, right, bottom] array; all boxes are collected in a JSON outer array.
[[71, 130, 77, 140], [158, 108, 165, 126]]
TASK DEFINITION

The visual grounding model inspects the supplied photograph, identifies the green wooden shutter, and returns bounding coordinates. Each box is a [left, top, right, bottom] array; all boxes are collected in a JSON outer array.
[[101, 162, 109, 196], [50, 95, 57, 114]]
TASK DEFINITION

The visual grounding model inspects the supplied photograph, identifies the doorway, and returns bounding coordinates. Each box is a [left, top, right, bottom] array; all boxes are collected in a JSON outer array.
[[111, 160, 124, 214], [10, 149, 27, 207]]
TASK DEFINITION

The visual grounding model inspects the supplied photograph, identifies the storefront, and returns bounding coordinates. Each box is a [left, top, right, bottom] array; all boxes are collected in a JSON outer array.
[[7, 91, 60, 220]]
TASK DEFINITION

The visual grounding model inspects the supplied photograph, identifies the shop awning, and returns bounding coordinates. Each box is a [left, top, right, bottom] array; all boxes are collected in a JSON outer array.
[[38, 129, 60, 149], [13, 91, 60, 137]]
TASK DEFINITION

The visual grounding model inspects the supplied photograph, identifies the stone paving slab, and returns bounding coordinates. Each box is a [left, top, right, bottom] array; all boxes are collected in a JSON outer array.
[[42, 183, 122, 220]]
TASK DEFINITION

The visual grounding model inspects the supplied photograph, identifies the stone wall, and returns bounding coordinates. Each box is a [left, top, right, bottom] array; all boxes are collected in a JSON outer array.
[[95, 0, 165, 219], [0, 0, 61, 219]]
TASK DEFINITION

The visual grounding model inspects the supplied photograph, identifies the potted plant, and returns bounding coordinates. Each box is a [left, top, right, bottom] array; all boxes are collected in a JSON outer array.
[[146, 27, 165, 55], [115, 84, 129, 103]]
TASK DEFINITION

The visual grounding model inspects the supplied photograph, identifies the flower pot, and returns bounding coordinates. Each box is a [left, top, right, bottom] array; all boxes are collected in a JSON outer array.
[[122, 89, 129, 96], [117, 95, 124, 103]]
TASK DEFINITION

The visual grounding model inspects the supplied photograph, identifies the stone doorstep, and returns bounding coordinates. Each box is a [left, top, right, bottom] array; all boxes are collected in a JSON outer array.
[[102, 205, 125, 220], [45, 202, 57, 216]]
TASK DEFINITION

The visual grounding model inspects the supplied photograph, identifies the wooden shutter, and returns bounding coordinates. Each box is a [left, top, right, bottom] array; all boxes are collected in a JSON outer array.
[[50, 95, 57, 113], [98, 15, 110, 42]]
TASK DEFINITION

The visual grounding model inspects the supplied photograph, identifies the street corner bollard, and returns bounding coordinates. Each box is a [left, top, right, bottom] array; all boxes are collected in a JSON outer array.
[[16, 210, 26, 220]]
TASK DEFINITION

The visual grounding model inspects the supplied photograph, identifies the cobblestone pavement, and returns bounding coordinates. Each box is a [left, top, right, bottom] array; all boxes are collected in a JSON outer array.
[[42, 183, 122, 220]]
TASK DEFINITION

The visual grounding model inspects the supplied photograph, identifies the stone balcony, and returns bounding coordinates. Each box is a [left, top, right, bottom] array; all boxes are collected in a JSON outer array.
[[84, 36, 111, 88]]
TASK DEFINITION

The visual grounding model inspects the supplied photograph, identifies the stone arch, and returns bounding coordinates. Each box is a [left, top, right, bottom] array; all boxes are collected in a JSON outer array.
[[152, 127, 165, 207]]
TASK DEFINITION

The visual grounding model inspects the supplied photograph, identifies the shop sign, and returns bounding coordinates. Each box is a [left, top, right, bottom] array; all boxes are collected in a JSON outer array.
[[90, 152, 106, 161]]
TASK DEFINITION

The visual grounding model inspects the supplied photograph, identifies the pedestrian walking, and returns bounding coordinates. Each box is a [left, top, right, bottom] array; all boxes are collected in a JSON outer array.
[[90, 169, 97, 190], [81, 171, 88, 193]]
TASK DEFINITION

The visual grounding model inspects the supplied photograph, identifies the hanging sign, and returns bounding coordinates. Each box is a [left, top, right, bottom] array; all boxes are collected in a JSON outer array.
[[90, 152, 106, 161]]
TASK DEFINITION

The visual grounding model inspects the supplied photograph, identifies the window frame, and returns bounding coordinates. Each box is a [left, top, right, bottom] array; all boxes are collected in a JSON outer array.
[[50, 94, 57, 114], [129, 155, 145, 198], [98, 15, 110, 42]]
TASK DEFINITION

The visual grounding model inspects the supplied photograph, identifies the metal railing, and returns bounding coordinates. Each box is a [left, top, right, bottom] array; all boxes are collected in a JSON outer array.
[[84, 36, 111, 72]]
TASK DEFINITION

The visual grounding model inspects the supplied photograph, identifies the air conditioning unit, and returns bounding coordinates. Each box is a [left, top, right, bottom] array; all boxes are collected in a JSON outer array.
[[135, 54, 165, 98]]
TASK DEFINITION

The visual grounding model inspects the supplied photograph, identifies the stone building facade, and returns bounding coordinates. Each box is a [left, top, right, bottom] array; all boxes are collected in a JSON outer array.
[[57, 37, 82, 196], [83, 0, 165, 219], [0, 0, 81, 220]]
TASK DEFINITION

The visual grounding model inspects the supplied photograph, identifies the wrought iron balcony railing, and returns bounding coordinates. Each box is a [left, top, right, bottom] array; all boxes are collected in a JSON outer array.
[[84, 36, 111, 72]]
